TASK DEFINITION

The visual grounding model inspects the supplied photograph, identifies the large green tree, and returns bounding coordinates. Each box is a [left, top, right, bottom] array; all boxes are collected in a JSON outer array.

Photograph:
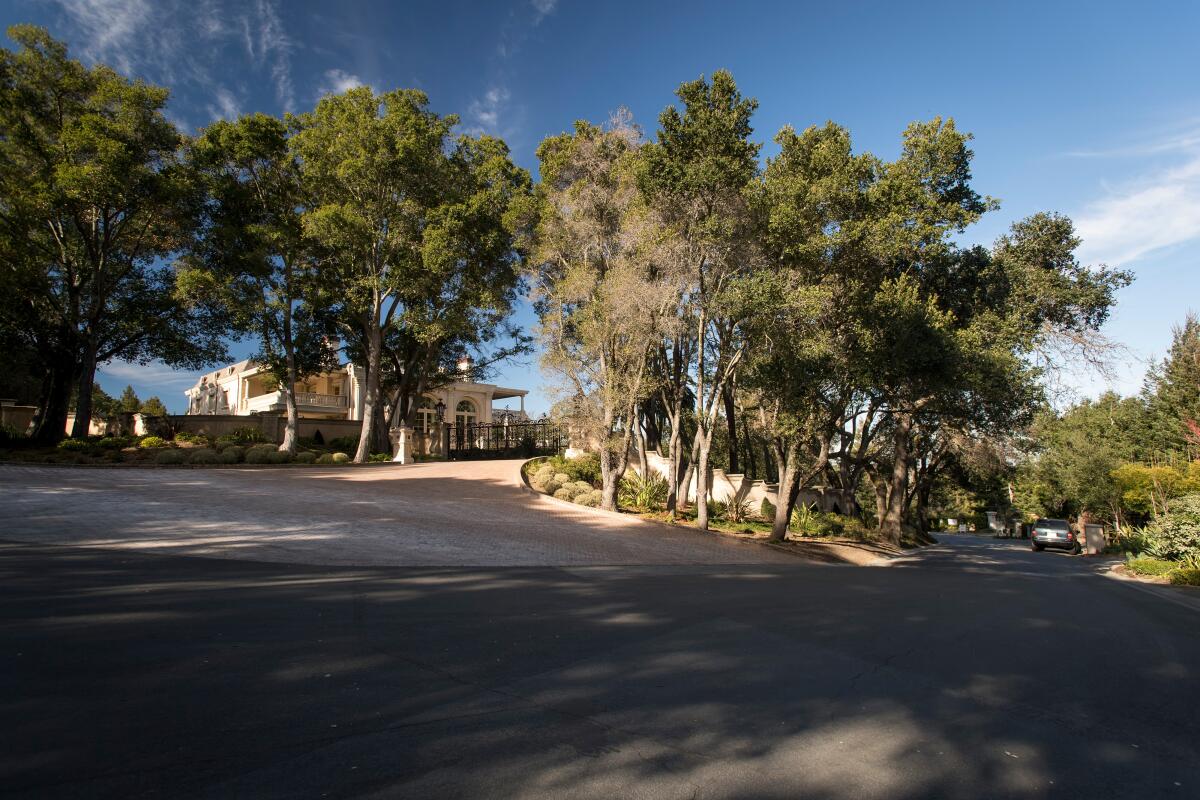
[[182, 113, 336, 454], [0, 26, 227, 442], [749, 121, 875, 540], [534, 113, 671, 509], [290, 87, 531, 462], [639, 70, 761, 529]]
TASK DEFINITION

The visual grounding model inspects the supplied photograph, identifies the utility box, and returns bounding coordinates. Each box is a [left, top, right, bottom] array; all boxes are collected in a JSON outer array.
[[1083, 524, 1106, 555]]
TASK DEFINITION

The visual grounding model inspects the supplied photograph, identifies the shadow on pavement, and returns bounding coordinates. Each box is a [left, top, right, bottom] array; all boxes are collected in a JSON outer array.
[[1, 538, 1196, 799]]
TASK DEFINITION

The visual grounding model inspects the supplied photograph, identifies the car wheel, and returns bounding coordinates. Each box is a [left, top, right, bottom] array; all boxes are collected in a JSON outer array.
[[1072, 542, 1082, 555], [1032, 542, 1044, 552]]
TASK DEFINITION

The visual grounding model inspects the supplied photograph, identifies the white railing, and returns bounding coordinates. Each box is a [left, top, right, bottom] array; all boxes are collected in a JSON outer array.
[[296, 392, 347, 408]]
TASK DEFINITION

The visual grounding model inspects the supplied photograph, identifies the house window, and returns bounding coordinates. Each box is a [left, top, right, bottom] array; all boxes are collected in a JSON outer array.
[[455, 399, 477, 429], [415, 396, 437, 432]]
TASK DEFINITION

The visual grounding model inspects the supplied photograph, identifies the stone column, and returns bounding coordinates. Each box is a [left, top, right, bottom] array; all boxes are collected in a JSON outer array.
[[391, 425, 414, 464]]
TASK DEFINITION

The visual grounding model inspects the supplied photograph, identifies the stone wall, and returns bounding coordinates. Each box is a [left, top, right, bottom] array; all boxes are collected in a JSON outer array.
[[634, 450, 850, 513], [169, 413, 363, 444]]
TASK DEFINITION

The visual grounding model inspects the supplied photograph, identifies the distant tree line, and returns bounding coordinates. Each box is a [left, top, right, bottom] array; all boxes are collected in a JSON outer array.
[[1013, 316, 1200, 530]]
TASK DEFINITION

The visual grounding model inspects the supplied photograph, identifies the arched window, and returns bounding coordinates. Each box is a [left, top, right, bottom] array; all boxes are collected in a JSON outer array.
[[415, 396, 437, 432], [455, 398, 477, 429]]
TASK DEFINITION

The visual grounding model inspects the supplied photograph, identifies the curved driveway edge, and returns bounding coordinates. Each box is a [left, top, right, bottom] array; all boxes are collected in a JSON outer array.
[[0, 462, 799, 567]]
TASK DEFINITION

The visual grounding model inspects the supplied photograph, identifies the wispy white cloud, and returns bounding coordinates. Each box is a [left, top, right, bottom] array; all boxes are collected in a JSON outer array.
[[1064, 120, 1200, 159], [51, 0, 295, 115], [98, 362, 207, 390], [317, 68, 365, 98], [531, 0, 558, 25], [1076, 152, 1200, 267], [250, 0, 295, 112], [206, 87, 243, 121], [466, 86, 510, 135]]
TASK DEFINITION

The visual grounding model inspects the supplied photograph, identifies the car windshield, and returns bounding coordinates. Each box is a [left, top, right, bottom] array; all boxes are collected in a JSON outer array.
[[1036, 519, 1070, 530]]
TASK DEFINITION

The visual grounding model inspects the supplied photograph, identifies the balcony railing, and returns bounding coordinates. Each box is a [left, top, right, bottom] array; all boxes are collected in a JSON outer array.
[[243, 391, 348, 412], [296, 392, 347, 408]]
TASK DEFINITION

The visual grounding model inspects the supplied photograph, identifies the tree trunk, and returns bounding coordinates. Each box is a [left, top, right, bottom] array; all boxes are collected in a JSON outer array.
[[770, 440, 800, 542], [663, 390, 685, 515], [279, 306, 298, 454], [678, 432, 702, 514], [695, 436, 712, 530], [354, 320, 382, 464], [868, 469, 888, 529], [634, 410, 649, 477], [599, 405, 633, 512], [643, 404, 661, 454], [881, 411, 914, 544], [600, 437, 631, 512], [32, 358, 74, 444], [742, 416, 756, 480], [70, 344, 98, 439], [722, 384, 739, 474]]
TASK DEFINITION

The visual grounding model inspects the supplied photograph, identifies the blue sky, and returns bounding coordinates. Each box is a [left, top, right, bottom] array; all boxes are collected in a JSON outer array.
[[4, 0, 1199, 413]]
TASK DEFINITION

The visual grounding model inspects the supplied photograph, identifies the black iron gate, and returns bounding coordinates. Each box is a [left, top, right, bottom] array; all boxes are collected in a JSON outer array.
[[446, 420, 564, 460]]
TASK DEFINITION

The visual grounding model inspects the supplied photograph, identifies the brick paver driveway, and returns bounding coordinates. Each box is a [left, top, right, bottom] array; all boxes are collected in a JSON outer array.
[[0, 461, 793, 566]]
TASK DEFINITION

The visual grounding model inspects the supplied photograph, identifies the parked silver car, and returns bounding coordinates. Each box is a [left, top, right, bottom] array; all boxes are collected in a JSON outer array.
[[1031, 518, 1082, 554]]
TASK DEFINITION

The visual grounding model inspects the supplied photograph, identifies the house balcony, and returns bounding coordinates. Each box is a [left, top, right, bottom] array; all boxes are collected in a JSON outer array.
[[243, 391, 349, 414]]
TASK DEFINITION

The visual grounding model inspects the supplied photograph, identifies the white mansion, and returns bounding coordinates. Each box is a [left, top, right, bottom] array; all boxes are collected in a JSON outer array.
[[184, 360, 529, 431]]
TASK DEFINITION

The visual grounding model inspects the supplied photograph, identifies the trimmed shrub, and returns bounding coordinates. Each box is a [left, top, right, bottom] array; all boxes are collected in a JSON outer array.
[[567, 480, 593, 497], [553, 487, 574, 501], [154, 449, 187, 465], [368, 452, 391, 463], [217, 449, 241, 464], [267, 449, 291, 464], [541, 479, 562, 496], [1169, 567, 1200, 586], [536, 453, 603, 485], [574, 490, 603, 507], [96, 436, 132, 450], [57, 438, 90, 452], [174, 431, 210, 446], [187, 448, 220, 465], [562, 453, 602, 484], [316, 453, 335, 465], [1145, 494, 1200, 565], [761, 498, 776, 521], [244, 445, 276, 464], [1126, 556, 1177, 577], [294, 451, 317, 464], [138, 436, 168, 449], [331, 452, 351, 464]]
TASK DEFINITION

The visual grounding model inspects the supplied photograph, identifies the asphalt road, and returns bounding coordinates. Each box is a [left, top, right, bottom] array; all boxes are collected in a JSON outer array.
[[2, 532, 1197, 799]]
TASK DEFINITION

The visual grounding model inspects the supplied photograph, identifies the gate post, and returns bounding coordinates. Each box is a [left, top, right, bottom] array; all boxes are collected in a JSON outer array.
[[391, 425, 414, 464]]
